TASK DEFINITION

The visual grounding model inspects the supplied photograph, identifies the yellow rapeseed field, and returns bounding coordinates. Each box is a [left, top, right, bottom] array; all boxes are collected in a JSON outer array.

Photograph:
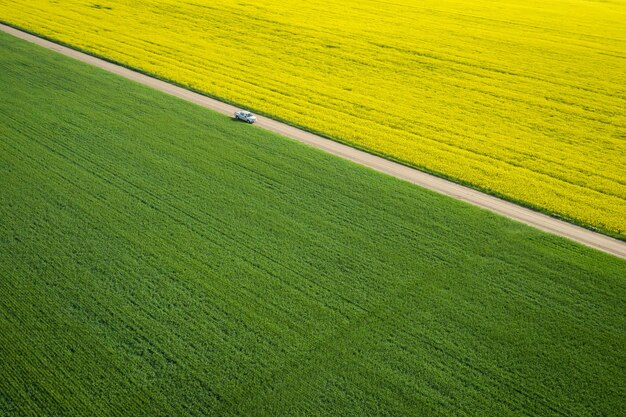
[[1, 0, 625, 236]]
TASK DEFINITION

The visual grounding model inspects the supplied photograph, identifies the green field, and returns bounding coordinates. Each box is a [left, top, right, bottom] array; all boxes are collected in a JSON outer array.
[[1, 32, 625, 416]]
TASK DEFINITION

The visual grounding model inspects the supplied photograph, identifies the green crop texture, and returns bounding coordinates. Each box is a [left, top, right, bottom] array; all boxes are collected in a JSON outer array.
[[1, 32, 625, 416]]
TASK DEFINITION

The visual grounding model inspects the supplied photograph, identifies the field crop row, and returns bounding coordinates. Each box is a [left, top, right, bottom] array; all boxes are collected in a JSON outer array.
[[1, 32, 625, 416], [0, 0, 624, 237]]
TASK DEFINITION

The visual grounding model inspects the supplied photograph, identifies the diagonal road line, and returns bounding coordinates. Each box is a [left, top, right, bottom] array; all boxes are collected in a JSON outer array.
[[2, 23, 625, 260]]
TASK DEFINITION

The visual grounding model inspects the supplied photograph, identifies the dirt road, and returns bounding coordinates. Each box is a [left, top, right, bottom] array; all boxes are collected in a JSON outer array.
[[2, 23, 625, 260]]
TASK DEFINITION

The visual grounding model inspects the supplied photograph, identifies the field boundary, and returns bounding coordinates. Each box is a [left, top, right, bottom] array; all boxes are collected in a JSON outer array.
[[2, 22, 625, 260], [2, 19, 624, 243]]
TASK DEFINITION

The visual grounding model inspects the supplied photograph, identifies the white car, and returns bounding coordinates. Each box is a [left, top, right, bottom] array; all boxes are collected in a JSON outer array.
[[234, 110, 257, 124]]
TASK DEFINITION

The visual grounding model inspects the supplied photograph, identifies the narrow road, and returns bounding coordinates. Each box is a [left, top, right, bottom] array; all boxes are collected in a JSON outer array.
[[2, 23, 625, 260]]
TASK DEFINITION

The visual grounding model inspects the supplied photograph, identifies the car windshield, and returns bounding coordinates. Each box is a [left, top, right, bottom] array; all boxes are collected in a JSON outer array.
[[242, 112, 251, 116]]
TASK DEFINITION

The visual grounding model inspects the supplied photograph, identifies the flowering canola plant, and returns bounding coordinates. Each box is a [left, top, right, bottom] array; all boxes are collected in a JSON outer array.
[[1, 0, 625, 237]]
